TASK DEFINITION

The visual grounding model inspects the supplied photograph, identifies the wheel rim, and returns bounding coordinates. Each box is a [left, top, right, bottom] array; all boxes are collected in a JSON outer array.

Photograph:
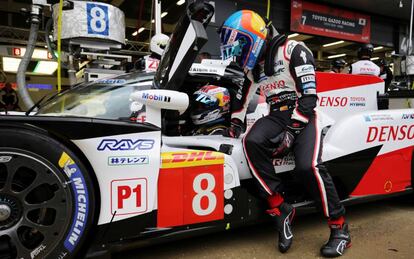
[[0, 151, 73, 258]]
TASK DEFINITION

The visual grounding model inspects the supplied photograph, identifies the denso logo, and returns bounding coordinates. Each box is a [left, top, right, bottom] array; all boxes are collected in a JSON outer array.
[[366, 125, 414, 142], [319, 96, 348, 107], [261, 80, 286, 93], [142, 93, 171, 102], [97, 139, 155, 151]]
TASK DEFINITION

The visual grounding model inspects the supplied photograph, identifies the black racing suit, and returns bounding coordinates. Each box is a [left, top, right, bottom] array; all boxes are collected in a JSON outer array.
[[236, 39, 345, 219]]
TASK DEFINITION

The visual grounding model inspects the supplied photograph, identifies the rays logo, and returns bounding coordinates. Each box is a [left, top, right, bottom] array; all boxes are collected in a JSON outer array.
[[97, 139, 155, 151]]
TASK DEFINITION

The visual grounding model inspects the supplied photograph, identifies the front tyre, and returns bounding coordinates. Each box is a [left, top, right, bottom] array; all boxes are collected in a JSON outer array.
[[0, 128, 96, 259]]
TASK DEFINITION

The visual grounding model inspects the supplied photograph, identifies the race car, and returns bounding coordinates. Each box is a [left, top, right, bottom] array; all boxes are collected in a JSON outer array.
[[0, 2, 413, 259]]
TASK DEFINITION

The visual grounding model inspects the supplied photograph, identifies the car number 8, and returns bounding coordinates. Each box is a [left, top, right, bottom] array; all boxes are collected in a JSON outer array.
[[90, 6, 107, 33], [192, 173, 216, 216]]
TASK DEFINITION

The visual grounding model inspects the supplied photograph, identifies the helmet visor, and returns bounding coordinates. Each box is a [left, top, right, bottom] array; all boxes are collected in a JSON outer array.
[[219, 27, 254, 69]]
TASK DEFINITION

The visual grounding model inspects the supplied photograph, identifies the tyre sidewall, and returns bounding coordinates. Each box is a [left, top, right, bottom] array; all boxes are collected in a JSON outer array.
[[0, 128, 96, 259]]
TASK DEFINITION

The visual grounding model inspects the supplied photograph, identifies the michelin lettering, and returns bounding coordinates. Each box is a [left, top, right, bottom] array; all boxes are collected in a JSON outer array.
[[58, 152, 89, 253]]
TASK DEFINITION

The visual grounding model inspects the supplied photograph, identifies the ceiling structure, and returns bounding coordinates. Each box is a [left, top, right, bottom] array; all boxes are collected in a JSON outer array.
[[0, 0, 409, 70], [319, 0, 411, 21]]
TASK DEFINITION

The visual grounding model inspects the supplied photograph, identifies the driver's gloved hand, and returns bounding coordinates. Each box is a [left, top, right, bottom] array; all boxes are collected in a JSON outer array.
[[223, 118, 244, 138], [272, 121, 304, 158]]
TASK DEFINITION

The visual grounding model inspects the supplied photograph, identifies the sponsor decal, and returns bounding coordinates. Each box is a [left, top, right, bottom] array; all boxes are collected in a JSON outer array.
[[145, 57, 159, 72], [252, 39, 264, 55], [294, 64, 315, 77], [300, 50, 307, 63], [300, 75, 315, 83], [30, 244, 46, 259], [359, 66, 376, 73], [142, 92, 171, 102], [58, 152, 89, 253], [319, 96, 366, 107], [0, 156, 12, 163], [364, 114, 393, 122], [108, 155, 149, 166], [302, 82, 316, 89], [111, 178, 147, 216], [228, 30, 238, 44], [261, 80, 286, 95], [287, 41, 295, 55], [319, 96, 348, 107], [96, 79, 126, 84], [97, 139, 154, 151], [304, 89, 316, 95], [349, 96, 366, 107], [161, 151, 225, 168], [273, 154, 295, 166], [366, 124, 414, 142], [402, 113, 414, 120]]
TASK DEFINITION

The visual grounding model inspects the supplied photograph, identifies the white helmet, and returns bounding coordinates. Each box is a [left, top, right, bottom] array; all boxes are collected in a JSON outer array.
[[150, 34, 170, 56]]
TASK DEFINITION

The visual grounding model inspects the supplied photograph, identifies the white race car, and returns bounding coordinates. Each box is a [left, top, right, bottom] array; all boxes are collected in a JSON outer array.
[[0, 2, 413, 258]]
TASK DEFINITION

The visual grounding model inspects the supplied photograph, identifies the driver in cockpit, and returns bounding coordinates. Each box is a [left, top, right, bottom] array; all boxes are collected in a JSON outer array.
[[188, 84, 231, 136]]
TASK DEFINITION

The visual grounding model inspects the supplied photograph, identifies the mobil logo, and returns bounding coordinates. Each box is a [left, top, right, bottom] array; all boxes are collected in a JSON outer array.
[[97, 139, 155, 151], [319, 96, 348, 107], [142, 92, 171, 102]]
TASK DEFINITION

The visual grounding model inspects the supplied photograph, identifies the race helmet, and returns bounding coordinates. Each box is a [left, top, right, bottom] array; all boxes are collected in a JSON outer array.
[[191, 85, 231, 125], [150, 33, 170, 57], [332, 59, 347, 70], [219, 10, 268, 70], [357, 43, 374, 59]]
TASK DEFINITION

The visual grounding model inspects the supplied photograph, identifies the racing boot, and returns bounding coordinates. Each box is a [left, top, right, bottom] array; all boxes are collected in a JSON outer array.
[[320, 218, 351, 257], [267, 202, 296, 253]]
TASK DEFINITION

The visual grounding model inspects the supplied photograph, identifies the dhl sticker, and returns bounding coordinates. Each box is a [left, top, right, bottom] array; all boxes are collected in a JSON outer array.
[[161, 151, 224, 168]]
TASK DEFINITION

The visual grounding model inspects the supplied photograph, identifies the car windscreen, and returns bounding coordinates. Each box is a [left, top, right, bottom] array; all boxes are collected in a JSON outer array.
[[37, 79, 153, 120]]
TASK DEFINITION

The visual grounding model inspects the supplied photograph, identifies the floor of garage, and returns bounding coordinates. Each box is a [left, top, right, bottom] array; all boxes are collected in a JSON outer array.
[[114, 195, 414, 259]]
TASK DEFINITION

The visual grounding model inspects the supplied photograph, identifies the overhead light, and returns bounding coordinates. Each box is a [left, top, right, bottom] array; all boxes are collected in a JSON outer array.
[[327, 53, 346, 59], [132, 31, 138, 36], [374, 46, 383, 51], [288, 33, 299, 38], [2, 57, 21, 73], [370, 57, 380, 61], [176, 0, 185, 5], [32, 49, 50, 59], [399, 0, 403, 8], [323, 40, 345, 48], [33, 60, 58, 75], [138, 27, 145, 33], [161, 12, 168, 18], [151, 19, 155, 23]]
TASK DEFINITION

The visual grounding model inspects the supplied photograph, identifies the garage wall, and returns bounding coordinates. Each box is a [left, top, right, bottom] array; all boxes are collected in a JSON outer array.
[[203, 0, 404, 56]]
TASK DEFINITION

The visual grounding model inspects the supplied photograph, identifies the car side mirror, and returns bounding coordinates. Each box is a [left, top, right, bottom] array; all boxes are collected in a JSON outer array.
[[130, 89, 189, 128]]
